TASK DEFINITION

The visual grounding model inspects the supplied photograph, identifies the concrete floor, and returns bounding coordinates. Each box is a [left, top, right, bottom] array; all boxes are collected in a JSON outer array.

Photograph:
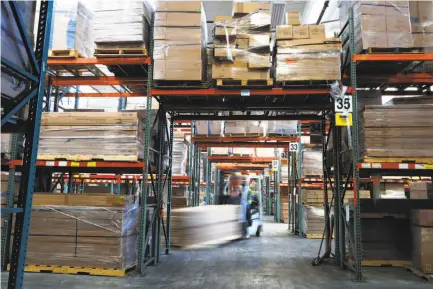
[[1, 217, 430, 289]]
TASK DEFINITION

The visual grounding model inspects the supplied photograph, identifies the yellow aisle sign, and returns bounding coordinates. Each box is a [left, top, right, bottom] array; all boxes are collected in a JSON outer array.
[[335, 113, 353, 126]]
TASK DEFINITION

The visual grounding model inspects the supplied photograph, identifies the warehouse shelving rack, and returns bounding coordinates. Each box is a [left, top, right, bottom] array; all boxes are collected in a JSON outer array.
[[316, 7, 433, 282]]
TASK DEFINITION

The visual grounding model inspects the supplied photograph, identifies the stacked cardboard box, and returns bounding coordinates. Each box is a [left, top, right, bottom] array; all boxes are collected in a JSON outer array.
[[302, 151, 323, 176], [212, 2, 272, 82], [410, 1, 433, 47], [170, 205, 242, 247], [302, 190, 370, 206], [412, 210, 433, 274], [154, 1, 205, 81], [409, 182, 433, 200], [280, 191, 289, 223], [24, 193, 138, 269], [93, 1, 151, 49], [339, 0, 433, 51], [38, 112, 146, 161], [361, 105, 433, 159], [51, 1, 94, 57], [276, 12, 341, 82]]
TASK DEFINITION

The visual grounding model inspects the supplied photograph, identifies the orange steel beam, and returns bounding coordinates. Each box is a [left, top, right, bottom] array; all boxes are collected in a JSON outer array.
[[150, 88, 330, 96], [353, 53, 433, 62], [63, 92, 145, 97], [51, 76, 146, 86], [208, 156, 276, 163], [197, 143, 295, 148], [216, 163, 268, 170], [48, 57, 151, 66], [193, 137, 299, 143]]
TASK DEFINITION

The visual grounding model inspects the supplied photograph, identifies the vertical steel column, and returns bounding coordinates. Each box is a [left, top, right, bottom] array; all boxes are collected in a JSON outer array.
[[213, 167, 218, 205], [297, 135, 303, 236], [1, 134, 19, 270], [137, 13, 154, 274], [205, 148, 211, 204], [196, 149, 201, 206], [324, 112, 332, 254], [45, 75, 52, 111], [155, 110, 166, 264], [349, 6, 363, 281], [67, 172, 73, 194], [188, 122, 194, 206], [8, 2, 53, 288], [74, 86, 79, 109], [165, 120, 174, 254], [53, 86, 59, 112]]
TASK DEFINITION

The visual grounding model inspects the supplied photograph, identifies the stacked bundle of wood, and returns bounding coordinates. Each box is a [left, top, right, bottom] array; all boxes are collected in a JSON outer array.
[[38, 112, 146, 161], [24, 193, 138, 269], [170, 205, 241, 248]]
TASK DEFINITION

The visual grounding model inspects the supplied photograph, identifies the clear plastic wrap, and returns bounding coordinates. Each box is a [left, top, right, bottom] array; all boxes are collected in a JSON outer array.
[[410, 0, 433, 48], [361, 105, 433, 159], [302, 205, 325, 235], [38, 112, 146, 161], [173, 139, 188, 175], [267, 121, 297, 135], [302, 151, 323, 177], [26, 194, 138, 269], [212, 8, 271, 80]]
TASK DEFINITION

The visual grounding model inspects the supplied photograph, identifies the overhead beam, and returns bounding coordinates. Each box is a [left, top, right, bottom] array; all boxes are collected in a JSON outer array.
[[63, 92, 145, 97], [50, 76, 147, 86], [47, 57, 151, 66], [353, 53, 433, 62], [173, 115, 322, 121], [151, 88, 330, 96]]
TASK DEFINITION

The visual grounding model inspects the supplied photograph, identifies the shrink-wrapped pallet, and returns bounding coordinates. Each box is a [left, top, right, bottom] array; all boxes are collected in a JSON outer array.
[[24, 193, 138, 269], [170, 205, 242, 247], [173, 140, 188, 175], [302, 151, 323, 177]]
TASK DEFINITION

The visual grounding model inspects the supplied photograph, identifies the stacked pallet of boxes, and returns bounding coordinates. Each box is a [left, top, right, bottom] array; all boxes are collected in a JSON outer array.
[[93, 1, 150, 55], [153, 1, 205, 83], [24, 193, 138, 270], [302, 150, 323, 176], [276, 12, 341, 83], [51, 1, 93, 57], [409, 182, 433, 200], [171, 205, 241, 248], [360, 105, 433, 161], [302, 190, 370, 237], [412, 210, 433, 275], [38, 112, 146, 161], [171, 136, 189, 207], [212, 2, 272, 87], [280, 186, 290, 223], [339, 1, 432, 52]]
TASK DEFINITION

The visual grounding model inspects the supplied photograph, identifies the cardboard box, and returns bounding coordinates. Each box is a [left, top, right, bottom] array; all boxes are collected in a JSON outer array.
[[212, 64, 269, 80], [154, 27, 202, 41], [409, 0, 422, 32], [233, 2, 270, 15], [410, 191, 429, 199], [156, 1, 202, 12], [418, 1, 433, 32], [154, 59, 202, 80], [385, 4, 410, 16], [359, 32, 388, 48], [360, 15, 387, 32], [154, 41, 202, 60], [248, 54, 271, 69], [386, 15, 412, 32], [236, 38, 249, 49], [309, 25, 325, 39], [214, 46, 237, 59], [276, 25, 293, 40], [412, 210, 433, 274], [248, 34, 270, 48], [215, 26, 236, 38], [214, 16, 233, 22], [277, 38, 341, 53], [387, 32, 413, 47], [286, 12, 301, 26], [155, 12, 201, 27], [293, 25, 309, 39], [355, 1, 386, 15], [249, 10, 271, 27], [409, 182, 433, 191]]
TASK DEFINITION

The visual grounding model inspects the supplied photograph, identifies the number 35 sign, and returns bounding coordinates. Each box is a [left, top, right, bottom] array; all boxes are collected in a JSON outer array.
[[335, 95, 353, 113]]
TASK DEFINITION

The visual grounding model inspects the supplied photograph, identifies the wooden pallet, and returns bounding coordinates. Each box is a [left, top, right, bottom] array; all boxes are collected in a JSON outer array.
[[48, 49, 81, 58], [7, 264, 133, 277], [37, 154, 139, 162], [277, 80, 335, 88], [364, 47, 424, 54], [215, 79, 273, 88], [405, 266, 433, 282], [94, 48, 148, 58], [362, 157, 433, 164], [153, 80, 209, 89], [362, 260, 411, 267]]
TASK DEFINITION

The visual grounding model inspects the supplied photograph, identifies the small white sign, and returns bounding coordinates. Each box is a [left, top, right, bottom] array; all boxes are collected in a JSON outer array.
[[241, 89, 250, 96], [281, 151, 289, 158], [335, 95, 353, 113], [272, 160, 279, 172], [289, 142, 298, 152]]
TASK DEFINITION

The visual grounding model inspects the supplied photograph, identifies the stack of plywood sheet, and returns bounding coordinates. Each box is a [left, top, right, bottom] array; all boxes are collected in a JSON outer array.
[[361, 105, 433, 161], [302, 189, 370, 205], [38, 112, 145, 161], [170, 205, 241, 248], [24, 193, 138, 269], [280, 192, 289, 223]]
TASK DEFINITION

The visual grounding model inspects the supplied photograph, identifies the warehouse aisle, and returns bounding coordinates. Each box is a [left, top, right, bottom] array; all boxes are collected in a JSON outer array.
[[1, 217, 430, 289]]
